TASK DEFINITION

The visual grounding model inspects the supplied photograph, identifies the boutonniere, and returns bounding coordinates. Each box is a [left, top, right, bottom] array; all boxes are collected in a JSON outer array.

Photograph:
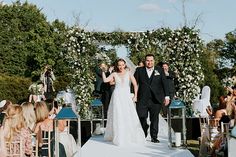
[[154, 70, 160, 76]]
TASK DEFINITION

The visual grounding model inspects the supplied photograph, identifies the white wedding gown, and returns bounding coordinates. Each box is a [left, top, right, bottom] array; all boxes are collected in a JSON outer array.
[[104, 71, 146, 146]]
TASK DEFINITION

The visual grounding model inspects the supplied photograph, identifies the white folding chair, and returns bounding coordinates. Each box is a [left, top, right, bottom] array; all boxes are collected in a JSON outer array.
[[31, 133, 38, 157], [5, 137, 24, 157], [198, 116, 210, 156], [40, 130, 52, 157], [193, 86, 211, 117]]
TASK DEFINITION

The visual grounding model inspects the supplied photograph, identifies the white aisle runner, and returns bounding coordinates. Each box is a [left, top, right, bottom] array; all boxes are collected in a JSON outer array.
[[82, 115, 194, 157], [81, 134, 194, 157]]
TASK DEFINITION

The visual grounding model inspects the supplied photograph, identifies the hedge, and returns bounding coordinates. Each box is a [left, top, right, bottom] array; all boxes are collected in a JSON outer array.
[[0, 74, 31, 104]]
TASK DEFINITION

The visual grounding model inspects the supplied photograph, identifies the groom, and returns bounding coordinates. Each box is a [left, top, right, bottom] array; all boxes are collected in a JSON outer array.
[[134, 54, 170, 143]]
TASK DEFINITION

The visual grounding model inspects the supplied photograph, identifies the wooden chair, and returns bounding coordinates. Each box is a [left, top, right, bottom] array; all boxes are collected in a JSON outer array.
[[40, 130, 52, 157], [199, 116, 209, 132], [198, 116, 210, 157], [31, 133, 38, 157], [208, 119, 220, 149], [213, 122, 230, 156], [5, 137, 24, 157], [199, 117, 224, 157]]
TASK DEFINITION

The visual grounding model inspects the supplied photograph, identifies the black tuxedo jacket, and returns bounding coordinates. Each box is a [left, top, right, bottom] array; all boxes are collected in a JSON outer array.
[[94, 66, 103, 93], [134, 66, 170, 105]]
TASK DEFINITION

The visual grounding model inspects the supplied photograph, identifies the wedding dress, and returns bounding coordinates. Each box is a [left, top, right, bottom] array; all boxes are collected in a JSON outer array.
[[104, 71, 146, 146]]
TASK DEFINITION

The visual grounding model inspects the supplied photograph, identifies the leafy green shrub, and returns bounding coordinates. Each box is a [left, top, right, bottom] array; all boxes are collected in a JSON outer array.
[[0, 74, 31, 103], [53, 75, 71, 92]]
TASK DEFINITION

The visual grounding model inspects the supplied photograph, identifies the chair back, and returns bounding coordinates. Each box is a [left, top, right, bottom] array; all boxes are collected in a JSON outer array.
[[193, 86, 211, 117], [198, 116, 210, 156], [5, 137, 24, 156], [31, 133, 38, 157], [208, 119, 220, 144], [220, 122, 230, 136], [201, 86, 211, 100], [199, 116, 209, 136], [199, 116, 210, 146], [41, 130, 52, 157]]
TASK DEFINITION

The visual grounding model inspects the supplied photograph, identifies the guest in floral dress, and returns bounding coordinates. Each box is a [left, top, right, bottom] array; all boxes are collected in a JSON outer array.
[[0, 104, 34, 157]]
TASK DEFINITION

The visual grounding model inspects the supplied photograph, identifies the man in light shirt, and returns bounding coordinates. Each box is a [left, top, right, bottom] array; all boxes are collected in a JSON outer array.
[[134, 54, 170, 143]]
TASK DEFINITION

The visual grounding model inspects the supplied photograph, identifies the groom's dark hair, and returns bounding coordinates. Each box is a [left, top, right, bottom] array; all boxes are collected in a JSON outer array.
[[145, 54, 154, 59]]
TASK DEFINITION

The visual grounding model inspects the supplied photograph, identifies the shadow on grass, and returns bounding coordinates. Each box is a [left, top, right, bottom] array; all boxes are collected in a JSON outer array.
[[188, 140, 199, 157]]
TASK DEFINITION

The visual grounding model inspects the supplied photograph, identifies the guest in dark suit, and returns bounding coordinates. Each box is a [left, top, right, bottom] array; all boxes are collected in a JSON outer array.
[[100, 64, 115, 118], [94, 63, 106, 96], [162, 62, 176, 117], [134, 54, 170, 143]]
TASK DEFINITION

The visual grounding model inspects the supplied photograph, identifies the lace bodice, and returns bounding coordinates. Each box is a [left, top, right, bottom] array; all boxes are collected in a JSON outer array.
[[113, 71, 130, 90]]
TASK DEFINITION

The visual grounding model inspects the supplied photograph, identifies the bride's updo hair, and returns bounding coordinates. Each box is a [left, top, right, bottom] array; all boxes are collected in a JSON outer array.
[[114, 58, 127, 72]]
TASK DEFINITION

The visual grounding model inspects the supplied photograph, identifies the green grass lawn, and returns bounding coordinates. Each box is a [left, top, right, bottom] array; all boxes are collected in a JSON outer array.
[[188, 140, 199, 157]]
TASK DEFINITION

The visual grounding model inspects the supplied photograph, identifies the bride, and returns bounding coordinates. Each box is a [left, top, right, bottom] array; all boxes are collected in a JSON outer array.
[[102, 58, 146, 146]]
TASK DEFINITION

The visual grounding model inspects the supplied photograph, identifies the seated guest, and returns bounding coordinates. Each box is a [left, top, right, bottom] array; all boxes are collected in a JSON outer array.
[[207, 87, 236, 156], [58, 119, 79, 157], [34, 101, 66, 157], [21, 102, 36, 132], [207, 86, 236, 121], [0, 104, 34, 156], [0, 100, 12, 125], [35, 101, 78, 157], [55, 103, 79, 157]]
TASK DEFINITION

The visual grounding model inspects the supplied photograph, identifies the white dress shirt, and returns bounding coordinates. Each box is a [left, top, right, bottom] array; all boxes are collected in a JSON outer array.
[[146, 67, 154, 78], [146, 67, 170, 100]]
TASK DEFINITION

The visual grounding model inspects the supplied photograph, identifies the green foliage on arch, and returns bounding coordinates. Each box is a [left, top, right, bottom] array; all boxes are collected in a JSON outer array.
[[64, 27, 204, 118]]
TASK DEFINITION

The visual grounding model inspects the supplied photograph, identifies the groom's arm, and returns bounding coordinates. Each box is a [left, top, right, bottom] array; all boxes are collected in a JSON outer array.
[[134, 67, 141, 84], [132, 67, 140, 95]]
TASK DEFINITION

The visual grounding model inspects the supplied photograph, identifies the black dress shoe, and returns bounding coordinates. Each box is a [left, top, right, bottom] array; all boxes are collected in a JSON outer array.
[[151, 138, 160, 143], [144, 124, 149, 137], [144, 131, 148, 138]]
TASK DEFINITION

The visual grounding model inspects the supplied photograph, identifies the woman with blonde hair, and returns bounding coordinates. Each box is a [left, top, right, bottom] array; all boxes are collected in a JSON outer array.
[[34, 101, 67, 157], [21, 102, 36, 131], [34, 101, 53, 138], [0, 104, 34, 156]]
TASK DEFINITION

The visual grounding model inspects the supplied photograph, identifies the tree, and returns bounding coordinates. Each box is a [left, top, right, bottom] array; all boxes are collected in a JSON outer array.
[[207, 33, 236, 85], [201, 42, 225, 103], [0, 1, 68, 78], [222, 30, 236, 67], [0, 1, 69, 103]]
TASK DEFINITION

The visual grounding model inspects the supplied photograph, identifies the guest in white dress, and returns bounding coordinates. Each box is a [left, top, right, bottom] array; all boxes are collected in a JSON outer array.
[[102, 58, 146, 146]]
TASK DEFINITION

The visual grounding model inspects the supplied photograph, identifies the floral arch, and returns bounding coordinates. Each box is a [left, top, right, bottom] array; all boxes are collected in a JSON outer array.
[[63, 27, 204, 118]]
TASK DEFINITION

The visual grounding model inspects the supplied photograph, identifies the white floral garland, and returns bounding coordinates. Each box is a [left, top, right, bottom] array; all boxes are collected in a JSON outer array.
[[64, 27, 204, 118]]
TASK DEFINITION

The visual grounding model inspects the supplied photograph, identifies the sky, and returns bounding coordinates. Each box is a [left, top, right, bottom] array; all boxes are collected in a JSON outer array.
[[2, 0, 236, 57]]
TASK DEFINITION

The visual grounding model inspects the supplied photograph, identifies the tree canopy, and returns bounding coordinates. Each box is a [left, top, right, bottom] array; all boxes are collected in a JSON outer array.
[[0, 1, 67, 78]]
